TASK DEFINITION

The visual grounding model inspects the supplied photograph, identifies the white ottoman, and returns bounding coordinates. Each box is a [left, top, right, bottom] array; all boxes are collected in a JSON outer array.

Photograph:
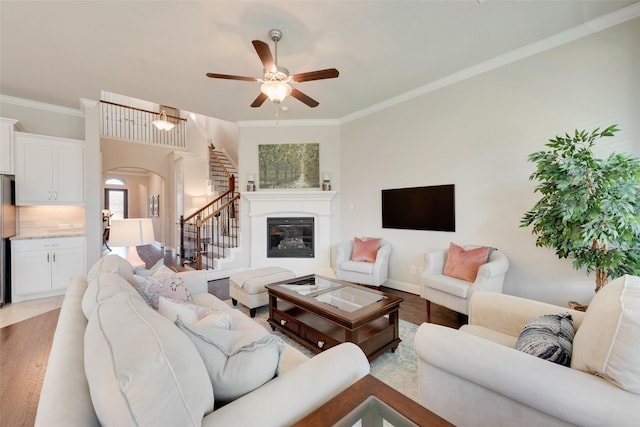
[[229, 267, 296, 317]]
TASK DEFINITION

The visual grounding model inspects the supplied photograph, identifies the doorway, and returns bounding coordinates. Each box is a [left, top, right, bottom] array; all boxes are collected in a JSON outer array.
[[105, 188, 128, 219]]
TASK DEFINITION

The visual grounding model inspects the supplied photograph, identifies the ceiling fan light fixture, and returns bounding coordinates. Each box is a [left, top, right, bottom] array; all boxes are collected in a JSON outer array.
[[260, 80, 292, 104], [152, 110, 175, 131]]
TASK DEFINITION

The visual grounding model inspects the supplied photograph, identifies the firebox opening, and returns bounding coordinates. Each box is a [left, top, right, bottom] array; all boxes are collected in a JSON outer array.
[[267, 217, 314, 258]]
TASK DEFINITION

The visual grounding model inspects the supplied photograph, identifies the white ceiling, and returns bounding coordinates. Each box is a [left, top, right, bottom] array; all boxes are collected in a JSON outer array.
[[1, 1, 638, 123]]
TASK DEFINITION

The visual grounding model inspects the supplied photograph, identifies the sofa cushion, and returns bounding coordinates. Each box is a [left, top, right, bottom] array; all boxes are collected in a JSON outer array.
[[82, 272, 145, 319], [133, 258, 165, 276], [515, 313, 574, 366], [134, 274, 193, 309], [176, 318, 284, 403], [84, 292, 214, 426], [571, 275, 640, 393], [339, 260, 375, 274], [350, 237, 380, 262], [443, 242, 490, 282], [87, 254, 135, 286], [158, 296, 213, 324]]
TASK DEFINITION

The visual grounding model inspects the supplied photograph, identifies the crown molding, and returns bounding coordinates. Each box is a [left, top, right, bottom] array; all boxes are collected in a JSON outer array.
[[340, 2, 640, 124], [0, 94, 84, 117]]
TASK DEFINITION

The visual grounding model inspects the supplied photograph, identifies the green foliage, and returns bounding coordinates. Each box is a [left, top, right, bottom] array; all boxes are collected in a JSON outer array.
[[258, 143, 320, 189], [520, 125, 640, 289]]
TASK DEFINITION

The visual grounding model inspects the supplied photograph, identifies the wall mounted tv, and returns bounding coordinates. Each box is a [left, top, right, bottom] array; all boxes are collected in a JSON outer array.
[[382, 184, 455, 232]]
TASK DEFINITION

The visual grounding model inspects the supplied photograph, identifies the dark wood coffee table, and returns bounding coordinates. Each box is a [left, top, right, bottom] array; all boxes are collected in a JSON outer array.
[[265, 274, 403, 361], [293, 375, 453, 426]]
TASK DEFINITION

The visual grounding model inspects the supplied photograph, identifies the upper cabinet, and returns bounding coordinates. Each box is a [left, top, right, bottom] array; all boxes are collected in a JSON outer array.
[[0, 118, 19, 174], [14, 132, 85, 205]]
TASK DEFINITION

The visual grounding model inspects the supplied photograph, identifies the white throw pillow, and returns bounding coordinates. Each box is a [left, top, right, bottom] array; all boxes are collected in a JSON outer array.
[[87, 254, 135, 286], [175, 317, 284, 403], [157, 296, 213, 324], [194, 310, 234, 330], [571, 275, 640, 393], [84, 292, 214, 426], [82, 272, 145, 319], [134, 274, 193, 309]]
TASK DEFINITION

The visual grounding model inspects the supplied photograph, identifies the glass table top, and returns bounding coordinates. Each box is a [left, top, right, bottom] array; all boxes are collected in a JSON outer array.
[[276, 276, 387, 312], [335, 395, 418, 427]]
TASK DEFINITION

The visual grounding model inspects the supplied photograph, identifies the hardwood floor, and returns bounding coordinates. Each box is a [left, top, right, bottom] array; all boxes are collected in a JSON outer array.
[[0, 244, 463, 426], [0, 309, 59, 427]]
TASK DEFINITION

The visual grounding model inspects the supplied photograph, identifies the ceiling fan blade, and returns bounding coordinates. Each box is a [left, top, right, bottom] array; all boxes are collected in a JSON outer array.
[[252, 40, 277, 73], [292, 68, 339, 83], [290, 88, 319, 108], [250, 92, 268, 108], [206, 73, 257, 82]]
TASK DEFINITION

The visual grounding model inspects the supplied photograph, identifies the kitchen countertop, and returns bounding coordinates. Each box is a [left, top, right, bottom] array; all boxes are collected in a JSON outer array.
[[11, 232, 86, 240]]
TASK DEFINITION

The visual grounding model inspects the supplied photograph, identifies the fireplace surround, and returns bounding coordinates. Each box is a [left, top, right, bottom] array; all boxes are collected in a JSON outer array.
[[243, 191, 336, 275]]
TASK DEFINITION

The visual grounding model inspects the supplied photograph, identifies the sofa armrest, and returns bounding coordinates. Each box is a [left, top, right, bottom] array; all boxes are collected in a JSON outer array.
[[203, 343, 370, 427], [468, 292, 586, 337], [175, 269, 209, 295], [35, 277, 100, 427], [415, 323, 637, 426]]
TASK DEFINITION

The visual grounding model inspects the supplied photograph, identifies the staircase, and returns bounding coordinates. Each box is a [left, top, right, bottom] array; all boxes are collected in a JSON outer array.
[[180, 145, 240, 270]]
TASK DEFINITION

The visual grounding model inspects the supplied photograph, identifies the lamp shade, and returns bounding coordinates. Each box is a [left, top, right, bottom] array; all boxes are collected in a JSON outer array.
[[109, 218, 155, 247], [260, 81, 292, 104]]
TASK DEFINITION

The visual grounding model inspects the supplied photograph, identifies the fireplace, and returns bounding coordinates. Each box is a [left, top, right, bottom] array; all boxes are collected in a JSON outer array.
[[267, 217, 314, 258]]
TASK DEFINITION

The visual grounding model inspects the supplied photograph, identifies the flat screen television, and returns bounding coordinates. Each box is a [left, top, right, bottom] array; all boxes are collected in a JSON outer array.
[[382, 184, 455, 231]]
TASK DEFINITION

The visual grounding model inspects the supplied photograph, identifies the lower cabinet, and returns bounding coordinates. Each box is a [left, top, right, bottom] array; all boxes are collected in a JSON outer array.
[[11, 236, 86, 302]]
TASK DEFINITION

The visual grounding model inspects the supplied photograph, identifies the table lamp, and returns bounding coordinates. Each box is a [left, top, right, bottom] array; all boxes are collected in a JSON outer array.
[[108, 218, 155, 270]]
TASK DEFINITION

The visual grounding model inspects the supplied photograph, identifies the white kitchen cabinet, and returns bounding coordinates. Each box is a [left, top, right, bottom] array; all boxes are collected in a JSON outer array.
[[14, 132, 84, 205], [0, 118, 19, 174], [11, 236, 86, 302]]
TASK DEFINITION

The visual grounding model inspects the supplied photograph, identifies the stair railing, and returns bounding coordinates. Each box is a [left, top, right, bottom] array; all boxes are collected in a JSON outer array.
[[179, 175, 238, 270]]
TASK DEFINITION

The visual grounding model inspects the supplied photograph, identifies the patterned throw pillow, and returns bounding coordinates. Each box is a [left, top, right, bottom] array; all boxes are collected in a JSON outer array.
[[516, 313, 574, 367], [134, 274, 192, 309]]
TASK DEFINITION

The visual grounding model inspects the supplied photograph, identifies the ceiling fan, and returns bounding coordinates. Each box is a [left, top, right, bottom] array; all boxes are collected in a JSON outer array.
[[206, 29, 339, 108]]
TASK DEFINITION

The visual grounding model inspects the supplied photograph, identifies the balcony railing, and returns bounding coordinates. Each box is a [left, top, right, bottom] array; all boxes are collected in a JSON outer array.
[[100, 100, 187, 149]]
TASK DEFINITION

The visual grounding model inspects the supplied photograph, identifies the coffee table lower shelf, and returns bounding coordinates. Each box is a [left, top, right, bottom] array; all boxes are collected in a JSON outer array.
[[267, 299, 401, 361]]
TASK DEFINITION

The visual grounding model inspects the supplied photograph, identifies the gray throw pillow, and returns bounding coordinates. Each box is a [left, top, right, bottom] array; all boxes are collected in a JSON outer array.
[[516, 313, 574, 366], [175, 317, 285, 403]]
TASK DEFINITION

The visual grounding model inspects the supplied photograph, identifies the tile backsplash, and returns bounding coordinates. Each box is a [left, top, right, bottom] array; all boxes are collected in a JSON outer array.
[[18, 205, 86, 236]]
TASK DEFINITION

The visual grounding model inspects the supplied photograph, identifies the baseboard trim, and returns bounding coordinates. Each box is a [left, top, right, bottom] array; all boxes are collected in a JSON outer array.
[[383, 279, 420, 295]]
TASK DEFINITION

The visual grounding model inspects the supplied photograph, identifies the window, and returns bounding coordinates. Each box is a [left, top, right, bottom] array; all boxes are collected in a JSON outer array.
[[105, 178, 125, 186]]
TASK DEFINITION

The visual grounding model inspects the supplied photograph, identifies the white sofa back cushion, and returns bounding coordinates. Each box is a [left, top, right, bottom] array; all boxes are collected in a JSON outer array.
[[571, 275, 640, 393], [84, 292, 214, 426], [81, 272, 145, 319], [86, 254, 135, 286]]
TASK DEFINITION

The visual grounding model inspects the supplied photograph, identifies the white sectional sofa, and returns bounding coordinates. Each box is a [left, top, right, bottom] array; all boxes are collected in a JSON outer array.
[[35, 255, 370, 427], [415, 276, 640, 426]]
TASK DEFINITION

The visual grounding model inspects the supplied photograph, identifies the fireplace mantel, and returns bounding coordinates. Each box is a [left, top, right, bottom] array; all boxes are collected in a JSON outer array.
[[242, 190, 337, 275], [242, 191, 336, 216]]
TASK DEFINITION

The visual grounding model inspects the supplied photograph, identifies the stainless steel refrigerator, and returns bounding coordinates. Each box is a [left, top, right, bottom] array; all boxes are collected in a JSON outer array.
[[1, 175, 17, 306]]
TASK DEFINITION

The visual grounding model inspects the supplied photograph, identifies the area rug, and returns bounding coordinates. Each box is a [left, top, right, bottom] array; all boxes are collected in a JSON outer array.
[[234, 304, 420, 402]]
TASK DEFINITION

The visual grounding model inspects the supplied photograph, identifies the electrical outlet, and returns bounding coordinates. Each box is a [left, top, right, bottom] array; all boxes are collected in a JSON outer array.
[[410, 265, 417, 274]]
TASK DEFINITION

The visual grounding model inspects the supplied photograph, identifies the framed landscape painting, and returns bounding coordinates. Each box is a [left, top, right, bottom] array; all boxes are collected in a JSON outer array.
[[258, 143, 320, 189]]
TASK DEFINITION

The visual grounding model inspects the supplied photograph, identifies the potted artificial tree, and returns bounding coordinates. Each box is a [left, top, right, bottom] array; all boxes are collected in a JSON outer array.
[[521, 125, 640, 300]]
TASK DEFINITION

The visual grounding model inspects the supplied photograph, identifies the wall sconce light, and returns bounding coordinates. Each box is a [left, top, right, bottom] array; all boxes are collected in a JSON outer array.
[[152, 110, 175, 131]]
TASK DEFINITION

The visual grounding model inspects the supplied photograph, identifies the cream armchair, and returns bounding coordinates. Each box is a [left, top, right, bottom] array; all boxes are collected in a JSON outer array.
[[415, 285, 640, 426], [420, 245, 508, 315], [334, 240, 391, 287]]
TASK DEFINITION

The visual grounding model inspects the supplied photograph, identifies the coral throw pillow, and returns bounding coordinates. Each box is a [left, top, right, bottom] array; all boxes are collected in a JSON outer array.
[[351, 237, 381, 263], [443, 242, 490, 282]]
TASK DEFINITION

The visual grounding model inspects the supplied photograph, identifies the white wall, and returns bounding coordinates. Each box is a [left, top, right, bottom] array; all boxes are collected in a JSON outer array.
[[237, 122, 341, 268], [339, 18, 640, 306]]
